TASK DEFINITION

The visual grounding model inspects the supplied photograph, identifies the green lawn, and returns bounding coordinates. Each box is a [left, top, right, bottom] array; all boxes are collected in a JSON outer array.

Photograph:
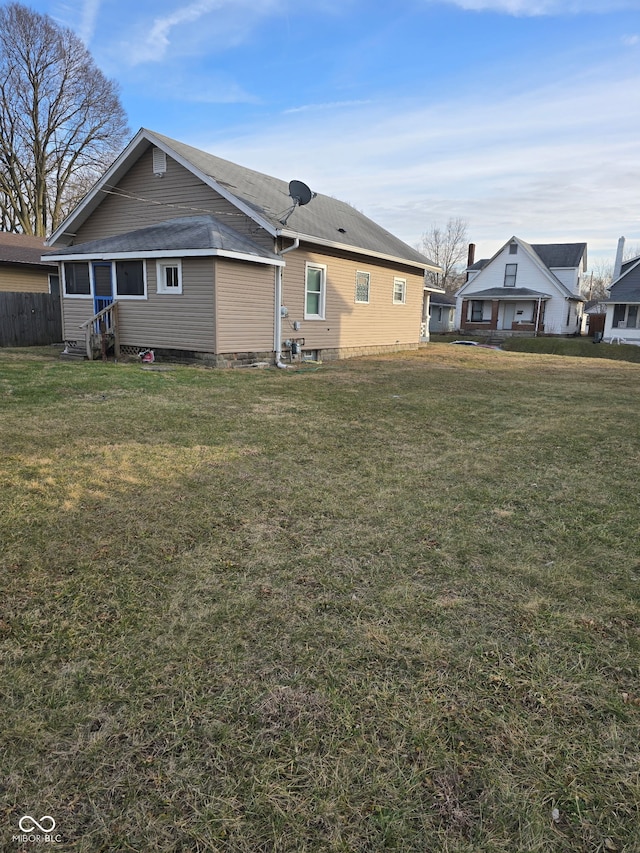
[[1, 345, 639, 852]]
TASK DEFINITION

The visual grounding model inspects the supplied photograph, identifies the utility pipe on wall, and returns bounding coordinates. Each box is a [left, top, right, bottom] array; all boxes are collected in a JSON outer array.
[[274, 238, 299, 368]]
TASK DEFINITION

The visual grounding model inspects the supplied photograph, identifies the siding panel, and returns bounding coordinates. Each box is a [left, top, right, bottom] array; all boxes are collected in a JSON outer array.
[[281, 245, 424, 350], [118, 257, 215, 351], [0, 267, 52, 293], [215, 260, 274, 352]]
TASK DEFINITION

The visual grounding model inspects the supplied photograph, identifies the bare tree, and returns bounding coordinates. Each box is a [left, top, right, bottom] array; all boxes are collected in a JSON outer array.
[[0, 2, 129, 236], [584, 258, 613, 300], [418, 217, 469, 293]]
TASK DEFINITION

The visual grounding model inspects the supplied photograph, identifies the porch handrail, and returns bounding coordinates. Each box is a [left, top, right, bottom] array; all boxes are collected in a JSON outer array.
[[80, 300, 120, 360]]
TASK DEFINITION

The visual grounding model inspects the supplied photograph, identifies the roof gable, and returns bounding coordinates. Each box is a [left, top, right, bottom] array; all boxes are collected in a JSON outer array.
[[48, 128, 438, 272], [607, 257, 640, 302]]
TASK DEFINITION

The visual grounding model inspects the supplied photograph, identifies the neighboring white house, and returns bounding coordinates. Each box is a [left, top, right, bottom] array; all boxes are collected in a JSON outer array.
[[455, 237, 588, 337], [429, 292, 456, 334], [603, 245, 640, 345]]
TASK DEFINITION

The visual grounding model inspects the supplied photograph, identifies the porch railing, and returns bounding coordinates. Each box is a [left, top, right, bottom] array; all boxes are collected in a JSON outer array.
[[80, 300, 120, 361]]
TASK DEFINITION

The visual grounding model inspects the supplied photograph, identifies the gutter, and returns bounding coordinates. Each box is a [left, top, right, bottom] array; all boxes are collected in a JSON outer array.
[[274, 238, 299, 368], [277, 228, 438, 273]]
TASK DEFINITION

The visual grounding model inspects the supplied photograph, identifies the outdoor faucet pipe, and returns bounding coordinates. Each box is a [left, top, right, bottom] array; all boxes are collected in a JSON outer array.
[[274, 238, 299, 368]]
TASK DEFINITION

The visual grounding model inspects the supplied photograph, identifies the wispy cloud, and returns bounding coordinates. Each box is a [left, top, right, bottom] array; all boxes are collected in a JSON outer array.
[[78, 0, 101, 44], [119, 0, 288, 66], [50, 0, 101, 44], [128, 0, 225, 65], [205, 60, 640, 260], [437, 0, 640, 15], [622, 33, 640, 45], [283, 100, 372, 114]]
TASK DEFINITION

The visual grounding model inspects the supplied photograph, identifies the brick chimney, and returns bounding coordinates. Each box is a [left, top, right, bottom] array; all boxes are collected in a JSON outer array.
[[467, 243, 476, 267]]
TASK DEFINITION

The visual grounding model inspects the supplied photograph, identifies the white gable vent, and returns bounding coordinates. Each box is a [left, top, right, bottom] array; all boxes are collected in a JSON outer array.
[[152, 147, 167, 177]]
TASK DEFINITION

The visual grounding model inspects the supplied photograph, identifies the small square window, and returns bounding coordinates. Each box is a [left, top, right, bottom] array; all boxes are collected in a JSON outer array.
[[509, 243, 518, 254], [156, 259, 182, 294], [355, 271, 370, 304], [393, 277, 406, 304]]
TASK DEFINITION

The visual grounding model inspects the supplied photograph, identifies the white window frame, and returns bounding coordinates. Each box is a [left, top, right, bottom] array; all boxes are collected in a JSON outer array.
[[62, 262, 92, 299], [504, 263, 517, 287], [114, 260, 147, 301], [305, 262, 326, 320], [393, 277, 406, 304], [355, 270, 370, 304], [156, 259, 183, 295], [612, 304, 640, 329]]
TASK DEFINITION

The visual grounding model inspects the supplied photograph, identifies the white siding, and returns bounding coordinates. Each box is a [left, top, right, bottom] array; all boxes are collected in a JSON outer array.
[[455, 244, 574, 333]]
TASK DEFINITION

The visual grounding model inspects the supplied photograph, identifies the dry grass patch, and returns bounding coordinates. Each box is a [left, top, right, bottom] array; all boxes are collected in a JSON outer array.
[[1, 345, 639, 852]]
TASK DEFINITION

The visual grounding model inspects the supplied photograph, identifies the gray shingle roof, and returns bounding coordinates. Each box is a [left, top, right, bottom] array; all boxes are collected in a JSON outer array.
[[465, 288, 551, 300], [44, 215, 280, 261], [146, 130, 437, 269], [607, 258, 640, 302], [529, 242, 587, 269], [429, 292, 457, 306]]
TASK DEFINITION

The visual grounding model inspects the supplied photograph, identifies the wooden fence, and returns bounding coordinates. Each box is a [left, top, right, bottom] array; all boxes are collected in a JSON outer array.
[[0, 291, 62, 347]]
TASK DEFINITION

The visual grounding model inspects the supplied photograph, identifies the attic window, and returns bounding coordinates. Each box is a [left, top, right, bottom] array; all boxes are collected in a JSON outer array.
[[509, 243, 518, 254], [152, 147, 167, 176], [504, 263, 517, 287]]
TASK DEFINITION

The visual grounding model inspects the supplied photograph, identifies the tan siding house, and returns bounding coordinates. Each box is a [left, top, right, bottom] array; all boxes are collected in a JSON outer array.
[[0, 233, 57, 293], [45, 128, 439, 365]]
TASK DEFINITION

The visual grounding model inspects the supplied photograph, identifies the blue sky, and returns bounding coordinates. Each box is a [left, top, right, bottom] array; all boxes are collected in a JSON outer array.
[[17, 0, 640, 265]]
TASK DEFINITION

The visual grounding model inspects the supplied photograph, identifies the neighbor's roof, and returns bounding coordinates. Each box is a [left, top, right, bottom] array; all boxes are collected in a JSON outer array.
[[0, 232, 56, 267], [44, 215, 283, 266], [530, 242, 587, 269], [466, 287, 552, 300], [48, 128, 440, 273], [606, 257, 640, 302], [429, 292, 457, 306]]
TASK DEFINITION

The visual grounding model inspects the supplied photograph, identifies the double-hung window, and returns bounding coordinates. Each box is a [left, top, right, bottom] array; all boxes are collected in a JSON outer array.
[[355, 271, 370, 304], [504, 264, 517, 287], [393, 277, 406, 304], [305, 263, 326, 319], [156, 259, 182, 294]]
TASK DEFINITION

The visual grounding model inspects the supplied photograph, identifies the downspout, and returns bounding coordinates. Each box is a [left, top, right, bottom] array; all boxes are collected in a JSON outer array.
[[274, 238, 299, 368]]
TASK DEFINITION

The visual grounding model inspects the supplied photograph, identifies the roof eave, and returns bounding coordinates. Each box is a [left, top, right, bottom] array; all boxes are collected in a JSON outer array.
[[278, 228, 440, 272], [43, 248, 284, 267]]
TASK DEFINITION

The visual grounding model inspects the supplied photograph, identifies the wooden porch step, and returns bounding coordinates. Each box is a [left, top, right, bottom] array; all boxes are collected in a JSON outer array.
[[60, 344, 87, 361]]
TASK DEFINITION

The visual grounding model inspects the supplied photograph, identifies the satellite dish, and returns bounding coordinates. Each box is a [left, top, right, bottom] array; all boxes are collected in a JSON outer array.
[[280, 180, 316, 225], [289, 180, 314, 207]]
